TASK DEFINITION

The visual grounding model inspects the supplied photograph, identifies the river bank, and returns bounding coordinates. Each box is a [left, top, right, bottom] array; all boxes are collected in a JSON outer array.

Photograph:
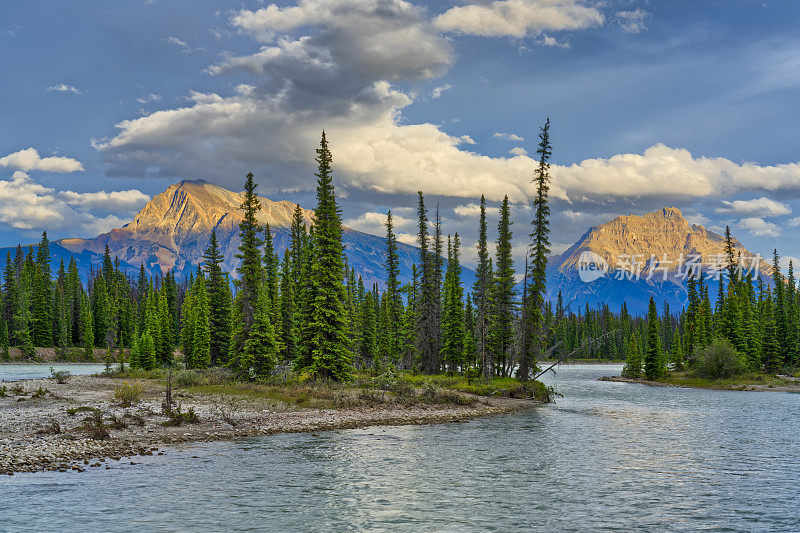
[[0, 374, 533, 475], [599, 372, 800, 392]]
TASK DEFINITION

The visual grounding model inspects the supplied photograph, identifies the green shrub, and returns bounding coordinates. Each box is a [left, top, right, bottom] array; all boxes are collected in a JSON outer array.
[[693, 338, 748, 380], [50, 367, 71, 384], [175, 370, 204, 387], [162, 406, 200, 426], [114, 380, 143, 407]]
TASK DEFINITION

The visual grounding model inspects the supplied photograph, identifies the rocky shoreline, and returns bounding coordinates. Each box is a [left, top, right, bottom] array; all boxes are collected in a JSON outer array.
[[599, 374, 800, 393], [1, 375, 531, 475]]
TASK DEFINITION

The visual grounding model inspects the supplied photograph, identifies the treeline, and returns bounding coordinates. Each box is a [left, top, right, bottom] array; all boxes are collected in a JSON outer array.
[[0, 123, 566, 382], [617, 228, 800, 379]]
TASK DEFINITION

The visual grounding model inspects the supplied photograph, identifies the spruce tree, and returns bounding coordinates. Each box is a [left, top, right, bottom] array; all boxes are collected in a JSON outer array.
[[232, 171, 264, 359], [384, 211, 402, 362], [519, 118, 551, 381], [192, 275, 211, 369], [643, 297, 664, 380], [306, 132, 352, 380], [415, 192, 439, 373], [441, 234, 465, 373], [473, 195, 491, 379], [490, 195, 515, 377], [621, 334, 641, 378], [241, 284, 278, 378]]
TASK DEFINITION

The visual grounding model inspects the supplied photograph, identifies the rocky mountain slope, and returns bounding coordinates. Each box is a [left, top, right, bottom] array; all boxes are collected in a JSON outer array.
[[54, 180, 462, 289], [547, 207, 770, 314]]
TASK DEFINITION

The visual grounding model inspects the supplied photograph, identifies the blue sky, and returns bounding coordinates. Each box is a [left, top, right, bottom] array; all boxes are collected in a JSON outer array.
[[2, 0, 800, 269]]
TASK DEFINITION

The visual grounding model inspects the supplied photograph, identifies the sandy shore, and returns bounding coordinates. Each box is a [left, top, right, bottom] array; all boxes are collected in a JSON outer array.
[[0, 376, 531, 475], [599, 374, 800, 393]]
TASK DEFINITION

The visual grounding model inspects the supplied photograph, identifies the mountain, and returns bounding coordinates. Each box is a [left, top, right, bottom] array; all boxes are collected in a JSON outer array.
[[546, 207, 770, 314], [52, 179, 475, 290]]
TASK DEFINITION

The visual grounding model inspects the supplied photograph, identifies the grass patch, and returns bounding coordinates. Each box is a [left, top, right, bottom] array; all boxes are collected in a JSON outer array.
[[659, 371, 794, 390]]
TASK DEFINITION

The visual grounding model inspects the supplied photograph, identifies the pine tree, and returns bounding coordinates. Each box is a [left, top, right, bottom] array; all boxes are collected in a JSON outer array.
[[670, 327, 684, 370], [232, 171, 263, 359], [490, 196, 515, 377], [415, 191, 439, 373], [621, 334, 641, 378], [473, 195, 492, 379], [643, 297, 664, 380], [139, 330, 156, 371], [201, 230, 233, 363], [32, 231, 53, 347], [192, 275, 211, 369], [441, 234, 465, 373], [519, 118, 551, 381], [241, 286, 279, 378], [129, 331, 141, 369], [384, 211, 402, 362], [306, 132, 352, 380]]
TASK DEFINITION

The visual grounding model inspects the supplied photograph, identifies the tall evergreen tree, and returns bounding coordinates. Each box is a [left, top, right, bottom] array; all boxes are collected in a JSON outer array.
[[202, 230, 231, 364], [519, 118, 551, 381], [490, 196, 515, 377], [306, 132, 352, 380], [232, 171, 263, 356], [473, 195, 491, 379], [384, 211, 402, 362]]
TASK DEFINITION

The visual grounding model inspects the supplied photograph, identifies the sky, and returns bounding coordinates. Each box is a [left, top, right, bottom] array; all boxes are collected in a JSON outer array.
[[2, 0, 800, 271]]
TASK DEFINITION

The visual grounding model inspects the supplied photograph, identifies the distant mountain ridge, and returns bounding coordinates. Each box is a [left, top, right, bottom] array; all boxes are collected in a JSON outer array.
[[0, 181, 766, 316], [50, 179, 475, 290], [546, 207, 770, 314]]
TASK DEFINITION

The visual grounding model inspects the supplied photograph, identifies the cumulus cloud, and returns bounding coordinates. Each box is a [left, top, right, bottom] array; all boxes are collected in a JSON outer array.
[[493, 132, 524, 142], [97, 0, 800, 210], [0, 171, 143, 235], [553, 143, 800, 203], [58, 189, 151, 212], [344, 210, 415, 243], [431, 84, 451, 99], [46, 83, 81, 94], [509, 146, 527, 156], [739, 217, 779, 237], [0, 148, 84, 173], [616, 9, 650, 34], [434, 0, 604, 38], [716, 197, 791, 217], [454, 203, 499, 217]]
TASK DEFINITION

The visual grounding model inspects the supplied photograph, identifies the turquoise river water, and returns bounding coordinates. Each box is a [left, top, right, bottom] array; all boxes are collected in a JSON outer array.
[[1, 364, 799, 531]]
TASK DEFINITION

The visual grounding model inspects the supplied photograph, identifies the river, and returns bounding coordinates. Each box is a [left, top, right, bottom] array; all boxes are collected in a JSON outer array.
[[0, 364, 107, 382], [1, 364, 799, 531]]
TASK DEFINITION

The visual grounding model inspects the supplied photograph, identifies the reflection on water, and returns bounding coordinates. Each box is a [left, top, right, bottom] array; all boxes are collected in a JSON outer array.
[[2, 364, 799, 532]]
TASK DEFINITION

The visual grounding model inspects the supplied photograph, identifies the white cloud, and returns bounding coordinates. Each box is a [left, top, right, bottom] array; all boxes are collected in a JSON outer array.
[[431, 84, 451, 99], [0, 148, 84, 173], [454, 203, 499, 217], [738, 217, 779, 237], [136, 93, 161, 104], [616, 9, 650, 34], [58, 189, 150, 212], [509, 146, 527, 156], [553, 143, 800, 203], [539, 35, 570, 48], [97, 0, 800, 209], [493, 131, 524, 142], [166, 36, 190, 51], [434, 0, 604, 38], [0, 171, 141, 235], [716, 197, 791, 217], [46, 83, 80, 94], [344, 210, 415, 236], [790, 217, 800, 227]]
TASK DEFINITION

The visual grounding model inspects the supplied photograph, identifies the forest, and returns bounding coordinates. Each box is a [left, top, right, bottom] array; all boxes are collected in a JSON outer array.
[[1, 125, 798, 384]]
